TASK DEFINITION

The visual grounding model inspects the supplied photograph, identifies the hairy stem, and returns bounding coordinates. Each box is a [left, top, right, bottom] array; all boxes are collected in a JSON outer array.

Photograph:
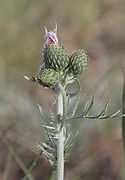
[[56, 88, 64, 180], [122, 69, 125, 180]]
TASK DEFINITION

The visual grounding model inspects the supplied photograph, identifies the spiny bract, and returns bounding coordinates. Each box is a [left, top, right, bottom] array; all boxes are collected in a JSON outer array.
[[69, 50, 88, 75]]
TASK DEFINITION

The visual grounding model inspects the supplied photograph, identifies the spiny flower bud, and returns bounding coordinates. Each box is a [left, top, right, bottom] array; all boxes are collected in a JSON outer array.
[[43, 24, 69, 71], [43, 44, 69, 71], [39, 68, 59, 88], [69, 50, 88, 75]]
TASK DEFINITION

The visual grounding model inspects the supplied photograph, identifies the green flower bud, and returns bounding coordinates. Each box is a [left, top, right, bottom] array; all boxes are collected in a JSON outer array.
[[39, 68, 59, 88], [69, 50, 88, 75], [43, 44, 69, 71]]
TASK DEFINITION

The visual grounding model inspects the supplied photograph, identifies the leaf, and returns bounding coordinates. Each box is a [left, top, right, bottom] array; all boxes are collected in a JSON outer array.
[[70, 96, 80, 118], [83, 100, 89, 113], [37, 104, 55, 122], [67, 78, 81, 98], [42, 125, 55, 130], [64, 131, 79, 158], [99, 100, 111, 116], [24, 75, 36, 82], [110, 109, 121, 118], [83, 96, 94, 116]]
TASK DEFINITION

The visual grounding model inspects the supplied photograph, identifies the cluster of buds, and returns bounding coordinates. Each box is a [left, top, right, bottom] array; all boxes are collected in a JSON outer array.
[[36, 24, 88, 89]]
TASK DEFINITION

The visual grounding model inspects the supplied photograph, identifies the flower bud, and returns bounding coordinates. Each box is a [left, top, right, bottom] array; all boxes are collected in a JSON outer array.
[[43, 44, 69, 71], [39, 68, 59, 88], [69, 50, 88, 75], [43, 25, 69, 71]]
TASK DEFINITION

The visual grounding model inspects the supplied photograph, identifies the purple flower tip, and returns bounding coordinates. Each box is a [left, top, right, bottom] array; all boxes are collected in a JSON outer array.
[[44, 23, 58, 45]]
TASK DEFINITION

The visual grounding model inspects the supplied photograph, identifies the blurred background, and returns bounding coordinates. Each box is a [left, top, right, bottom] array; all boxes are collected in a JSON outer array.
[[0, 0, 125, 179]]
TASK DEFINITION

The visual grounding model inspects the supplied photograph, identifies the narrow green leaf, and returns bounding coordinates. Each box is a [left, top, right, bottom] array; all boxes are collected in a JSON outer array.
[[37, 104, 54, 122], [110, 109, 121, 118], [99, 100, 111, 116], [71, 96, 80, 118], [64, 131, 79, 158], [84, 96, 94, 116]]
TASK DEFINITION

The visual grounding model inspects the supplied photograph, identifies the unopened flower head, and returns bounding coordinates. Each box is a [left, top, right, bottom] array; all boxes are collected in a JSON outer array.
[[43, 23, 69, 72]]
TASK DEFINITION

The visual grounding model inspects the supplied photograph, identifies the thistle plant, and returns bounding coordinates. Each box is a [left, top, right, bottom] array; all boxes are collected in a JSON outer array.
[[24, 23, 124, 180]]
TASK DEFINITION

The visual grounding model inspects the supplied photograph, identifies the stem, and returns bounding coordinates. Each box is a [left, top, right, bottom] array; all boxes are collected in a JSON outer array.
[[122, 69, 125, 180], [56, 88, 64, 180]]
